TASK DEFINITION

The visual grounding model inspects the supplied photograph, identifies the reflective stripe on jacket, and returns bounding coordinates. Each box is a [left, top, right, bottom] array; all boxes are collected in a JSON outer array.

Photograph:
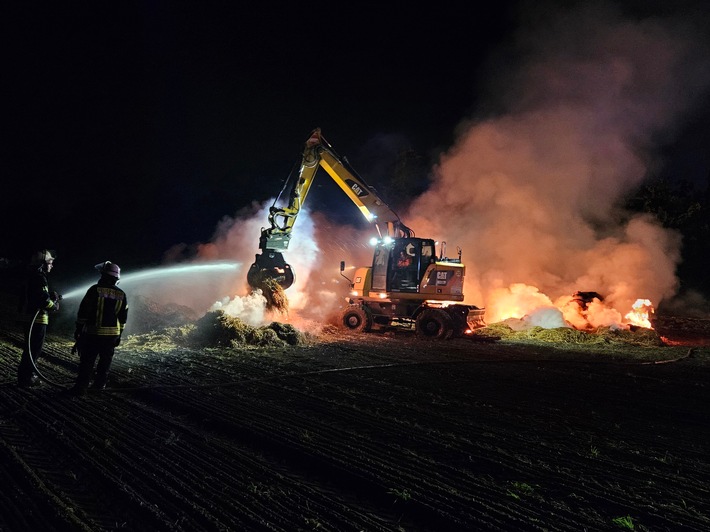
[[76, 282, 128, 336]]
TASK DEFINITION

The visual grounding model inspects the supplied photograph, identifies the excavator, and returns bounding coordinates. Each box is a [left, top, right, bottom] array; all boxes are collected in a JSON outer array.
[[248, 128, 485, 339]]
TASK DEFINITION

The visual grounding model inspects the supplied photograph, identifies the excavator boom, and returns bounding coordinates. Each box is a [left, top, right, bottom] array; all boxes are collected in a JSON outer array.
[[248, 129, 410, 290], [247, 128, 486, 337]]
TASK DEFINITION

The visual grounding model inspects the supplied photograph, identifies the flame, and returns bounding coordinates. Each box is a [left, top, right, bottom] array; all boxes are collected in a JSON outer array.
[[624, 298, 654, 329], [484, 284, 656, 332]]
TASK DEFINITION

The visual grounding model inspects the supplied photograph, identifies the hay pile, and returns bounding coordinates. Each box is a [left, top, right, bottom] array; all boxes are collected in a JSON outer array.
[[122, 312, 307, 352], [187, 310, 304, 348], [474, 322, 664, 347]]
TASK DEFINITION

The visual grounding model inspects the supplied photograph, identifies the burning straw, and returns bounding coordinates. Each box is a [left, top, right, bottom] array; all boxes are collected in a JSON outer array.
[[250, 271, 289, 315]]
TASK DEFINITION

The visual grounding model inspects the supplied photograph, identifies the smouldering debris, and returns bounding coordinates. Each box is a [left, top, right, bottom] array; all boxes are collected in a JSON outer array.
[[122, 310, 306, 351], [474, 322, 664, 347], [189, 310, 303, 348], [249, 271, 289, 314]]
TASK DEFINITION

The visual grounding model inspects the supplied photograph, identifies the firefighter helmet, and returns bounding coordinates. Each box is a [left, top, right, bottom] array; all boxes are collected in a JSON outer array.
[[30, 249, 56, 266], [95, 261, 121, 279]]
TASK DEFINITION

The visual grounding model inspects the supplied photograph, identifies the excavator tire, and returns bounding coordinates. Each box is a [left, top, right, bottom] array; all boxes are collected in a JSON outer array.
[[341, 305, 373, 333], [416, 308, 454, 340]]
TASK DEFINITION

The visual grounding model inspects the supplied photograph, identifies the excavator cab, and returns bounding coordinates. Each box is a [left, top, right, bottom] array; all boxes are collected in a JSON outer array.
[[370, 238, 437, 293]]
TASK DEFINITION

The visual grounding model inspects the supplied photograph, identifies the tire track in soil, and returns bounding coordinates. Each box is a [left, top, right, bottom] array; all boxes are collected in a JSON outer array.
[[2, 338, 404, 531], [122, 385, 427, 531], [128, 386, 482, 531], [1, 391, 195, 531], [0, 428, 156, 531], [2, 329, 710, 531], [5, 387, 396, 531], [277, 359, 709, 530], [144, 348, 709, 531], [86, 342, 528, 528], [120, 366, 596, 530], [105, 392, 398, 532], [235, 375, 554, 528]]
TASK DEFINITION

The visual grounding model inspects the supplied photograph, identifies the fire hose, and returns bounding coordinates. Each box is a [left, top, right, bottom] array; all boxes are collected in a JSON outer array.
[[25, 301, 123, 393], [26, 308, 72, 389]]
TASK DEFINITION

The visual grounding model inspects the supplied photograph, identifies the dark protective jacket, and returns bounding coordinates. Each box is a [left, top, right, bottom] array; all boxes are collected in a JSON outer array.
[[17, 268, 57, 325], [76, 277, 128, 337]]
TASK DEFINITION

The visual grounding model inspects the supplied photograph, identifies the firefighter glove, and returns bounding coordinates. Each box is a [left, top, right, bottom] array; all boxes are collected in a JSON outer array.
[[114, 335, 121, 347], [74, 326, 82, 342]]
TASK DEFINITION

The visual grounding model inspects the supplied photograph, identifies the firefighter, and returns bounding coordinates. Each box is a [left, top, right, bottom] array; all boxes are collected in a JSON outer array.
[[17, 249, 61, 388], [70, 261, 128, 396]]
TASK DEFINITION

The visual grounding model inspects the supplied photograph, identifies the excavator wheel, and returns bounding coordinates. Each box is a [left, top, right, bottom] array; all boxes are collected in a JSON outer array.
[[341, 305, 373, 333], [416, 308, 454, 340]]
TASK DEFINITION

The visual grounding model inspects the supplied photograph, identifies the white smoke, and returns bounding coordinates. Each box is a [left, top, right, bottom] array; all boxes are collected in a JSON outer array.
[[168, 201, 370, 331]]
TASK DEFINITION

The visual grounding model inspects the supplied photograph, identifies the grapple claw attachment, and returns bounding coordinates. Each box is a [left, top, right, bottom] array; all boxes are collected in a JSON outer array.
[[247, 252, 295, 290]]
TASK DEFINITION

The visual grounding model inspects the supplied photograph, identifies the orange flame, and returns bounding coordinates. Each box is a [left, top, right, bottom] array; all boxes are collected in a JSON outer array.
[[624, 298, 654, 329]]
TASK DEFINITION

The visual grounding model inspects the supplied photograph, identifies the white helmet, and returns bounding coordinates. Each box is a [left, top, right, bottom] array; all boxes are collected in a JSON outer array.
[[30, 249, 56, 266], [95, 261, 121, 279]]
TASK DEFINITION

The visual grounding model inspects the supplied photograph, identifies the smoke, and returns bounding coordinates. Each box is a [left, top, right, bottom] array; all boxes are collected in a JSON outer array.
[[404, 1, 710, 324], [161, 200, 372, 332], [162, 1, 710, 330]]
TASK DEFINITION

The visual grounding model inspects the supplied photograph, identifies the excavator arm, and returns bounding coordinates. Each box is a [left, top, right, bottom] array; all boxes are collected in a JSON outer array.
[[248, 128, 412, 290]]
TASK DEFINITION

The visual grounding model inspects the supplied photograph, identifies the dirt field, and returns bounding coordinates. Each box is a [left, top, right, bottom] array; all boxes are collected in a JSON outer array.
[[1, 315, 709, 532]]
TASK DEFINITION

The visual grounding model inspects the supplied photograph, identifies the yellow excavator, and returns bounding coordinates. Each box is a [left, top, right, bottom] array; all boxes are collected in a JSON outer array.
[[248, 128, 485, 339]]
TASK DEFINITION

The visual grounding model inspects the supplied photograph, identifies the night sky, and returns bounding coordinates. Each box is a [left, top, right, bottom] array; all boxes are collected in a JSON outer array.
[[4, 4, 508, 269], [3, 1, 710, 310]]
